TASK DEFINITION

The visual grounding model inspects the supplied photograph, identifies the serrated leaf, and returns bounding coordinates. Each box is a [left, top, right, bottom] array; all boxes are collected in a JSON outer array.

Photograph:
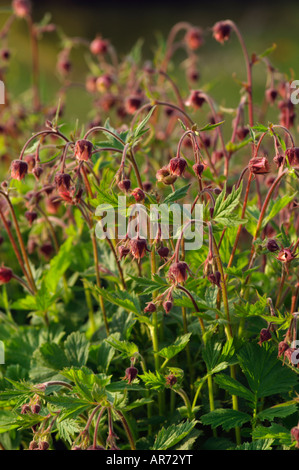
[[64, 332, 89, 368], [158, 333, 191, 360], [257, 402, 297, 421], [214, 374, 255, 403], [201, 409, 251, 431], [163, 184, 191, 205], [151, 420, 197, 450]]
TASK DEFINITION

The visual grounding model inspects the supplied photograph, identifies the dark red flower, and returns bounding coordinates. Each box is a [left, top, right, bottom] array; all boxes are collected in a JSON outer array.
[[185, 27, 204, 50], [285, 147, 299, 166], [129, 237, 149, 260], [207, 271, 221, 288], [157, 245, 170, 259], [39, 441, 49, 451], [185, 90, 205, 109], [25, 211, 38, 226], [29, 441, 39, 450], [193, 163, 205, 177], [12, 0, 31, 17], [266, 239, 279, 252], [248, 157, 270, 174], [118, 245, 130, 260], [276, 248, 296, 263], [258, 327, 272, 346], [144, 302, 156, 314], [32, 166, 43, 181], [168, 262, 189, 284], [169, 157, 187, 177], [278, 341, 290, 358], [90, 37, 109, 55], [54, 172, 71, 192], [11, 159, 28, 180], [124, 95, 143, 114], [74, 139, 93, 162], [118, 179, 131, 193], [96, 74, 114, 92], [265, 88, 278, 104], [212, 21, 231, 44], [0, 267, 13, 284], [131, 188, 145, 203], [156, 166, 177, 185], [165, 373, 177, 387], [163, 300, 173, 314], [124, 366, 138, 384]]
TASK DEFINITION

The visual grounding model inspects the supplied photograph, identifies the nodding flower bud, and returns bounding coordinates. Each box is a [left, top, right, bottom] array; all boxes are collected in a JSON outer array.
[[185, 90, 205, 109], [124, 95, 143, 114], [169, 157, 187, 177], [168, 261, 189, 284], [57, 53, 72, 76], [25, 211, 38, 226], [118, 179, 131, 193], [40, 242, 54, 260], [96, 74, 114, 92], [165, 373, 177, 387], [12, 0, 31, 17], [265, 88, 278, 104], [54, 172, 72, 192], [1, 49, 10, 61], [157, 245, 170, 259], [207, 271, 221, 288], [129, 237, 149, 260], [156, 166, 177, 185], [124, 366, 138, 384], [144, 302, 156, 314], [11, 159, 28, 181], [90, 37, 109, 55], [193, 163, 205, 177], [258, 327, 272, 346], [31, 403, 41, 414], [39, 441, 49, 451], [24, 155, 36, 171], [0, 266, 13, 284], [236, 126, 249, 141], [143, 181, 152, 192], [285, 147, 299, 166], [278, 341, 290, 358], [248, 156, 270, 174], [163, 300, 173, 315], [184, 27, 204, 50], [118, 245, 130, 260], [266, 239, 279, 252], [74, 139, 93, 161], [21, 404, 31, 415], [32, 166, 43, 181], [29, 441, 39, 450], [212, 21, 231, 44], [131, 188, 145, 202], [273, 153, 284, 168], [276, 248, 296, 263]]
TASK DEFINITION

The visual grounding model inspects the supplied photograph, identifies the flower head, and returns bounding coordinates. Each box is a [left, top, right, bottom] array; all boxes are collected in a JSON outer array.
[[169, 157, 187, 177], [212, 21, 231, 44], [11, 159, 28, 180], [168, 261, 189, 284], [185, 27, 204, 50], [248, 157, 270, 174], [74, 140, 93, 162], [129, 237, 149, 260], [0, 266, 13, 284], [258, 327, 272, 346]]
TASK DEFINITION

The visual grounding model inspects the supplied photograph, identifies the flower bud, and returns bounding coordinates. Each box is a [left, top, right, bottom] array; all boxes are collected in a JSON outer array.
[[39, 441, 49, 451], [90, 37, 109, 55], [273, 153, 284, 168], [129, 237, 149, 260], [207, 271, 221, 287], [169, 157, 187, 177], [193, 163, 205, 177], [1, 48, 10, 61], [124, 366, 138, 384], [31, 403, 41, 414], [168, 261, 189, 284], [74, 139, 93, 161], [118, 245, 130, 260], [143, 181, 152, 192], [163, 300, 173, 314], [25, 211, 38, 226], [144, 302, 156, 314], [40, 242, 54, 260], [265, 88, 278, 104], [21, 404, 31, 415], [11, 159, 28, 180], [258, 328, 272, 346], [54, 172, 72, 192], [266, 239, 279, 252], [165, 373, 177, 387], [118, 179, 131, 193], [276, 248, 296, 263], [124, 95, 143, 114], [212, 21, 231, 44], [0, 267, 13, 284], [96, 74, 114, 92], [184, 27, 204, 50], [24, 155, 36, 172], [236, 126, 249, 141], [156, 166, 177, 185], [29, 441, 39, 450], [131, 188, 145, 203], [185, 90, 205, 109], [285, 147, 299, 166], [157, 245, 169, 259], [248, 157, 270, 174], [278, 341, 290, 358]]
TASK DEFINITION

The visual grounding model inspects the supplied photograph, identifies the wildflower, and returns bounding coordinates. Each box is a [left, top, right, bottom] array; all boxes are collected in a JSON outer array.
[[291, 426, 299, 448], [248, 157, 270, 174], [74, 139, 93, 161], [0, 266, 13, 284], [29, 441, 39, 450], [273, 153, 284, 168], [11, 159, 28, 180], [278, 341, 290, 358], [32, 166, 43, 180], [131, 188, 145, 203], [124, 366, 138, 384], [212, 21, 231, 44], [163, 300, 173, 314], [157, 244, 170, 259], [207, 271, 221, 288], [169, 157, 187, 177], [265, 88, 278, 104], [90, 37, 109, 55], [285, 147, 299, 166], [276, 248, 296, 263], [118, 245, 130, 260], [185, 27, 204, 50], [39, 441, 49, 451], [236, 126, 249, 141], [129, 237, 149, 260], [54, 172, 72, 192], [96, 74, 114, 92], [156, 166, 177, 185], [193, 163, 205, 177], [185, 90, 205, 109], [266, 239, 279, 252], [124, 95, 143, 114], [165, 373, 177, 387], [144, 302, 156, 314], [118, 179, 131, 193], [25, 211, 38, 226], [168, 261, 189, 284], [258, 327, 272, 346]]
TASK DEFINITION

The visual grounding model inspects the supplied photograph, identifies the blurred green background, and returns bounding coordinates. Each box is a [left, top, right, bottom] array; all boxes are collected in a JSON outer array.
[[0, 0, 298, 125]]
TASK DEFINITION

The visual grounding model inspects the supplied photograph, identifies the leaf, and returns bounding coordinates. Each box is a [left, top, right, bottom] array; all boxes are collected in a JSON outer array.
[[56, 419, 81, 445], [252, 424, 292, 446], [132, 105, 156, 140], [94, 287, 141, 315], [105, 334, 139, 358], [238, 343, 298, 399], [139, 370, 166, 390], [257, 402, 297, 421], [262, 193, 297, 228], [214, 374, 255, 403], [151, 420, 197, 450], [33, 342, 69, 371], [213, 183, 243, 226], [199, 121, 225, 132], [43, 237, 74, 293], [64, 332, 89, 368], [158, 333, 191, 360], [235, 439, 274, 450], [163, 184, 191, 204], [201, 409, 251, 431]]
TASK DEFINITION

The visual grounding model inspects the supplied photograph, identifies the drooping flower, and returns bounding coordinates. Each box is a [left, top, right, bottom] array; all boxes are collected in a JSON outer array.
[[74, 139, 93, 162], [248, 157, 270, 174], [11, 159, 28, 180], [212, 21, 231, 44]]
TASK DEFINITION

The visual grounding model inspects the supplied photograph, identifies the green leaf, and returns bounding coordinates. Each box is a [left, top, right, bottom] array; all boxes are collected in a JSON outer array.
[[257, 402, 297, 421], [235, 439, 274, 450], [33, 342, 69, 371], [214, 374, 255, 403], [105, 334, 139, 358], [262, 193, 297, 228], [151, 420, 197, 450], [132, 105, 157, 140], [213, 183, 243, 226], [201, 409, 251, 431], [199, 121, 225, 132], [64, 332, 89, 368], [94, 287, 141, 315], [158, 333, 191, 360], [163, 184, 191, 204], [44, 237, 74, 293], [139, 370, 166, 390], [252, 424, 292, 446]]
